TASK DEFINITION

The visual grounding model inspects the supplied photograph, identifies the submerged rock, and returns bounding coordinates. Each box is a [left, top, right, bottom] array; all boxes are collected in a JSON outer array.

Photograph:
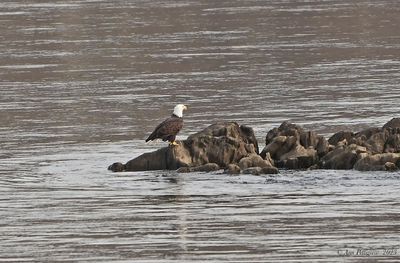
[[177, 163, 220, 173], [224, 164, 241, 175]]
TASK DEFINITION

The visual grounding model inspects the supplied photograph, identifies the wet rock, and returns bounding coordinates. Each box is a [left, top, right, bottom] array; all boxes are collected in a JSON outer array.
[[263, 152, 275, 167], [364, 130, 389, 154], [353, 153, 400, 171], [108, 162, 125, 172], [109, 122, 258, 172], [261, 136, 297, 160], [242, 166, 279, 175], [238, 154, 274, 170], [261, 122, 326, 169], [242, 167, 262, 175], [319, 144, 367, 170], [177, 163, 220, 173], [328, 131, 354, 146], [261, 166, 279, 174], [225, 164, 241, 175], [383, 118, 400, 129], [188, 122, 259, 154], [384, 132, 400, 153], [176, 167, 192, 173], [385, 162, 398, 172]]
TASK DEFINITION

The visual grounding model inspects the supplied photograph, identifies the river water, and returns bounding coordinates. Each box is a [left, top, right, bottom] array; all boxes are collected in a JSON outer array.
[[1, 0, 400, 262]]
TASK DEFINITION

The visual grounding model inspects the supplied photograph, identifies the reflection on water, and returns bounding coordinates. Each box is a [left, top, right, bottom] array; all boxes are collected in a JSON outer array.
[[1, 0, 400, 261]]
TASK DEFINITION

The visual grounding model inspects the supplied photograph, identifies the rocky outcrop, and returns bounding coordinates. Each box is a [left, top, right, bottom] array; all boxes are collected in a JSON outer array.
[[353, 153, 400, 171], [109, 118, 400, 174], [319, 144, 367, 170], [322, 118, 400, 171], [260, 121, 328, 169], [109, 122, 262, 173]]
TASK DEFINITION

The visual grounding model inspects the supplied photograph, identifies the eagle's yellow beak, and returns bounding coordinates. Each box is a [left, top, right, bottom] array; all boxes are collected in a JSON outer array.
[[183, 105, 188, 110]]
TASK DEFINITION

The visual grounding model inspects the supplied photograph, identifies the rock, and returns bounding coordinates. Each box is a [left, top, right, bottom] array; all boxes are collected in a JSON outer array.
[[242, 166, 279, 175], [328, 131, 354, 146], [263, 152, 275, 167], [225, 164, 241, 175], [123, 145, 188, 171], [188, 122, 259, 154], [109, 118, 400, 173], [261, 135, 297, 160], [261, 166, 279, 174], [108, 162, 125, 172], [261, 121, 327, 169], [242, 167, 262, 175], [320, 144, 367, 170], [109, 122, 259, 172], [176, 167, 192, 173], [238, 154, 274, 170], [355, 127, 382, 140], [177, 163, 220, 173], [383, 118, 400, 129], [354, 153, 400, 171], [364, 130, 389, 154], [192, 163, 220, 172], [385, 162, 398, 172], [384, 132, 400, 153]]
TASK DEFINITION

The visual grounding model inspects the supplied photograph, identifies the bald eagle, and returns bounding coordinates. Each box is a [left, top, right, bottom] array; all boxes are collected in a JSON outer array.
[[145, 104, 188, 146]]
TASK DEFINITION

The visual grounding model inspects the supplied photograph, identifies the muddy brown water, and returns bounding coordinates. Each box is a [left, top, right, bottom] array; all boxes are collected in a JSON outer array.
[[1, 0, 400, 262]]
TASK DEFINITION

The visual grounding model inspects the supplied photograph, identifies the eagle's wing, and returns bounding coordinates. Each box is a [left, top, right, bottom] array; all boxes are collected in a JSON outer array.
[[146, 117, 183, 142]]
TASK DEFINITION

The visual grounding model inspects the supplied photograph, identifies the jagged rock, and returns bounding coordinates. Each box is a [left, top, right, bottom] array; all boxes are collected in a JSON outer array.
[[238, 154, 274, 170], [383, 118, 400, 129], [328, 131, 354, 146], [261, 136, 297, 160], [385, 133, 400, 153], [177, 163, 220, 173], [364, 130, 389, 154], [320, 144, 367, 170], [188, 122, 259, 154], [109, 122, 259, 172], [261, 122, 326, 169], [353, 153, 400, 171], [264, 152, 275, 167]]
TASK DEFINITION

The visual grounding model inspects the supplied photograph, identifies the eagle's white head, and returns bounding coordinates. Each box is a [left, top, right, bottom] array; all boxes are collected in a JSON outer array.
[[173, 104, 188, 118]]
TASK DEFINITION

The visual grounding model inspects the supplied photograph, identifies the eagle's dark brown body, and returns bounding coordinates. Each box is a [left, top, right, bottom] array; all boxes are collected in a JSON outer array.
[[145, 114, 183, 143]]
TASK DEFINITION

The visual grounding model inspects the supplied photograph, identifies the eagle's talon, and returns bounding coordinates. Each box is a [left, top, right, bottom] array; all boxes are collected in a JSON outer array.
[[169, 141, 179, 146]]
